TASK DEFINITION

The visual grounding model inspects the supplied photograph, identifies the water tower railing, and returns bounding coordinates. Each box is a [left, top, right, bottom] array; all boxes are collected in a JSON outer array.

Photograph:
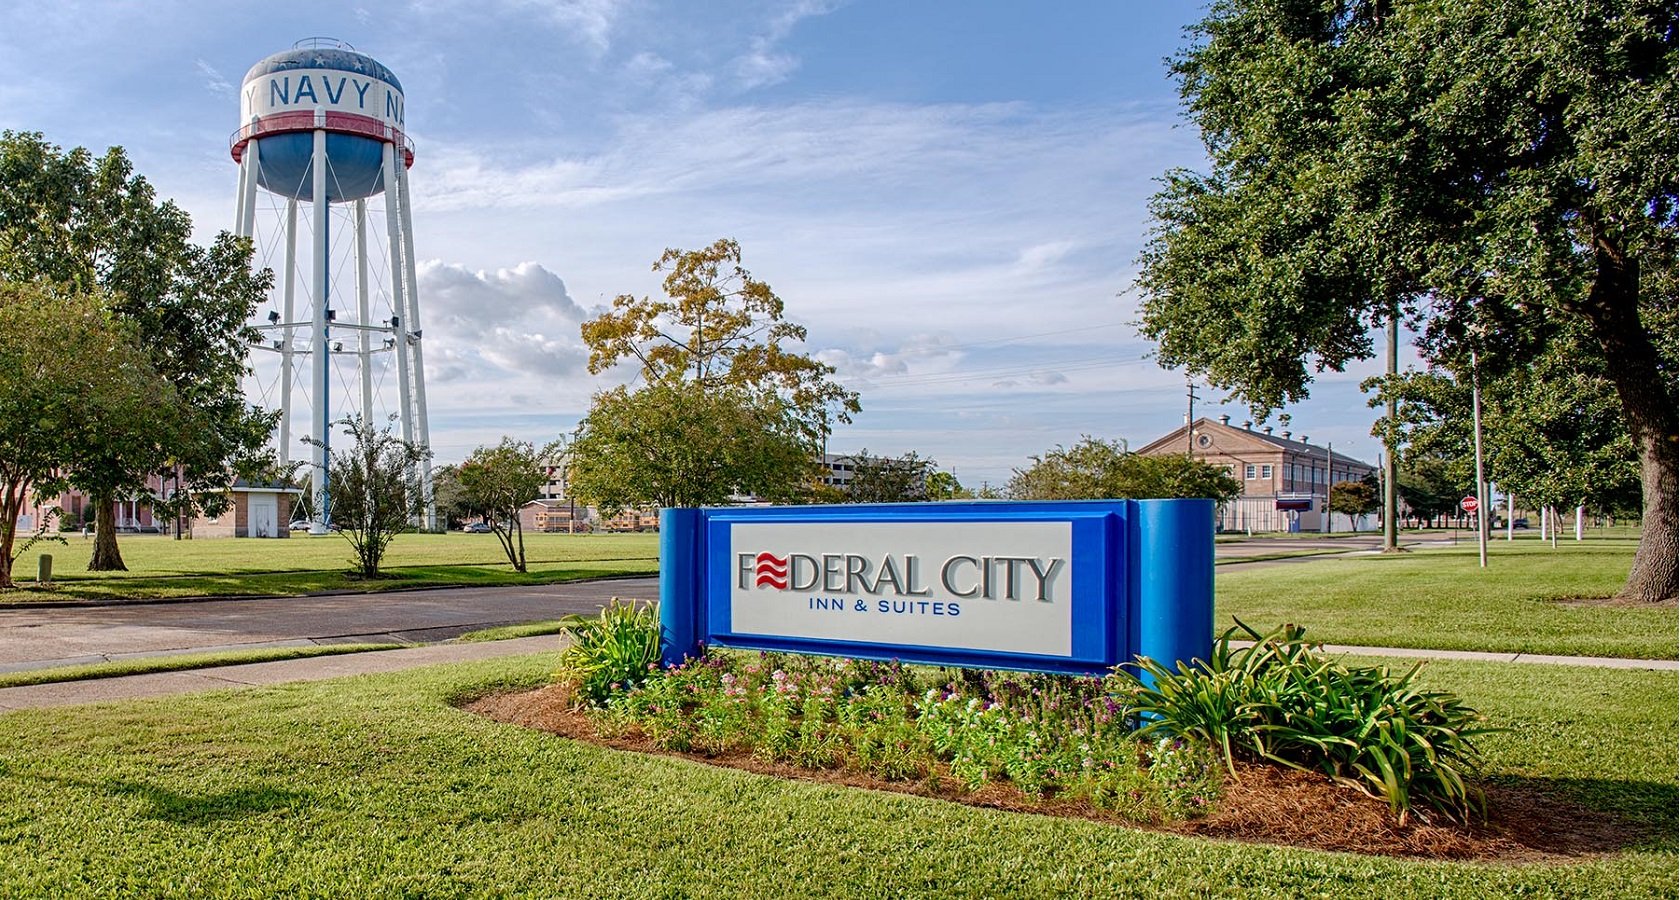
[[292, 37, 357, 51], [229, 113, 415, 166]]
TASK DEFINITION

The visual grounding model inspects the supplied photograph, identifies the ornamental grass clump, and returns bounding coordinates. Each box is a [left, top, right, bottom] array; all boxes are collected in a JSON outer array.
[[1116, 620, 1496, 824], [554, 599, 661, 708]]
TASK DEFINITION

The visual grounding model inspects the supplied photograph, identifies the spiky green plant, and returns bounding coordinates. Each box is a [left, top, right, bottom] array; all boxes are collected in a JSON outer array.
[[555, 598, 661, 707], [1114, 620, 1497, 824]]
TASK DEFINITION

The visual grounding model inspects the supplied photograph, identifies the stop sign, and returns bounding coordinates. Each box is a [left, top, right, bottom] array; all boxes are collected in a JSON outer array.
[[1460, 496, 1479, 513]]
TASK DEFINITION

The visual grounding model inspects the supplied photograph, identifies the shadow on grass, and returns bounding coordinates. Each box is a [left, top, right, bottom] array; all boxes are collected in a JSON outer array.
[[1482, 774, 1678, 855], [98, 779, 313, 826]]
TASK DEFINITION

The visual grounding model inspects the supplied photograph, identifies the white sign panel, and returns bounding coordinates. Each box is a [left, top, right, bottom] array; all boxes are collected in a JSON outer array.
[[728, 521, 1073, 657], [241, 68, 404, 127]]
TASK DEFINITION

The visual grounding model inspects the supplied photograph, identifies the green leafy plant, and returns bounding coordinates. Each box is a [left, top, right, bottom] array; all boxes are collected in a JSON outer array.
[[1116, 620, 1496, 823], [581, 649, 1220, 824], [554, 599, 660, 707]]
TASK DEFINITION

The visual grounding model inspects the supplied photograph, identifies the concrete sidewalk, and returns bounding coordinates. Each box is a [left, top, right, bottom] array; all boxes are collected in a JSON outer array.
[[0, 635, 560, 711], [0, 633, 1671, 713], [1235, 640, 1678, 671]]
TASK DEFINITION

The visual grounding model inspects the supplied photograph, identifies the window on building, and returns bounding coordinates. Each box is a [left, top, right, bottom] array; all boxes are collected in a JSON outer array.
[[1260, 464, 1273, 479], [1244, 464, 1256, 480]]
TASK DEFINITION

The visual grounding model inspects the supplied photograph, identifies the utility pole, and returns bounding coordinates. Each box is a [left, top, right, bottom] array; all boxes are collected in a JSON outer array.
[[1382, 312, 1400, 552], [1185, 373, 1198, 453], [1471, 348, 1488, 568]]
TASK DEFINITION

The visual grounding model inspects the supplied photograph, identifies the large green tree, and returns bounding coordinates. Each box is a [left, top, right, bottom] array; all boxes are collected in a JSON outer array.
[[567, 382, 814, 513], [0, 132, 275, 570], [1136, 1, 1676, 600], [1007, 437, 1242, 502], [571, 240, 859, 510], [0, 284, 169, 587]]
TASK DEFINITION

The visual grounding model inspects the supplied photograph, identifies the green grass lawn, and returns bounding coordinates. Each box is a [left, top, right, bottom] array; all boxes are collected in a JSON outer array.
[[0, 653, 1672, 898], [1219, 537, 1677, 659], [2, 532, 659, 601]]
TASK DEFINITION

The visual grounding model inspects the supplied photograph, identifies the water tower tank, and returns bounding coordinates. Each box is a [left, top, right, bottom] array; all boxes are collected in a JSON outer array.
[[232, 38, 411, 202]]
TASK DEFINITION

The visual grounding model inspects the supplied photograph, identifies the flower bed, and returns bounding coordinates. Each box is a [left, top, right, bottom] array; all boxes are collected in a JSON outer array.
[[587, 650, 1221, 824], [550, 602, 1495, 831]]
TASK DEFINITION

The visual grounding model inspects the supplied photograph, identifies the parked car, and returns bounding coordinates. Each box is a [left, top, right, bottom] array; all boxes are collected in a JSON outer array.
[[1511, 518, 1529, 529], [462, 522, 493, 533], [288, 519, 312, 531]]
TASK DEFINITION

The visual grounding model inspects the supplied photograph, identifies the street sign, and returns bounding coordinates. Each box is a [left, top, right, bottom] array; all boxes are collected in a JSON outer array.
[[1460, 496, 1479, 513]]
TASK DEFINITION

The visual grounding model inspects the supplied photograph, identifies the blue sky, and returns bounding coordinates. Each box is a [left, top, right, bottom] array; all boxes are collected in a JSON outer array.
[[0, 0, 1407, 488]]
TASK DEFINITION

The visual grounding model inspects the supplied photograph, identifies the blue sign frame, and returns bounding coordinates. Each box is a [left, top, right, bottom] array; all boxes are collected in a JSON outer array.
[[659, 499, 1213, 677]]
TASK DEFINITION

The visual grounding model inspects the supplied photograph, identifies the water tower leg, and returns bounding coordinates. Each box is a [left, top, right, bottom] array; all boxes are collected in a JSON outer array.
[[382, 142, 416, 528], [234, 151, 249, 235], [279, 199, 298, 468], [382, 145, 415, 446], [355, 200, 373, 424], [310, 127, 331, 535], [237, 138, 261, 238], [395, 162, 435, 531]]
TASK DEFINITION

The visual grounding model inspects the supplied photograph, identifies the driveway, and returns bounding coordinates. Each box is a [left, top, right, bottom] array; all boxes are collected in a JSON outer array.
[[0, 578, 658, 672]]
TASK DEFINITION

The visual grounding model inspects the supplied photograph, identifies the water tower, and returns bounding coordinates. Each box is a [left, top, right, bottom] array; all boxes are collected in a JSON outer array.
[[231, 38, 434, 532]]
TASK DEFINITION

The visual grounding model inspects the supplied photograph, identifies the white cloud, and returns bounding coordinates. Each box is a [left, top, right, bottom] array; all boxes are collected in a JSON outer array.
[[194, 59, 234, 97], [413, 259, 597, 396], [728, 0, 843, 89], [732, 49, 799, 90]]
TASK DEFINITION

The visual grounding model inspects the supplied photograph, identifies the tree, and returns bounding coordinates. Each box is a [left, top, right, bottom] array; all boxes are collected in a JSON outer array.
[[457, 438, 559, 573], [1008, 437, 1242, 502], [582, 238, 860, 444], [568, 382, 814, 514], [1135, 2, 1676, 600], [429, 465, 473, 530], [1396, 455, 1461, 528], [842, 450, 934, 503], [0, 132, 275, 571], [571, 239, 859, 510], [309, 417, 427, 579], [0, 284, 168, 587], [1376, 330, 1642, 527], [1329, 477, 1382, 532], [924, 470, 964, 501]]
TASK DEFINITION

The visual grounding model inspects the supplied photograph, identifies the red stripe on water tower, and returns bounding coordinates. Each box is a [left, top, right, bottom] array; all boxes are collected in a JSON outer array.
[[230, 111, 415, 166]]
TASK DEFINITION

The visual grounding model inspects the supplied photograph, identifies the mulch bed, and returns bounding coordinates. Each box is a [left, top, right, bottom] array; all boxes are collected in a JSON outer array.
[[463, 684, 1640, 863]]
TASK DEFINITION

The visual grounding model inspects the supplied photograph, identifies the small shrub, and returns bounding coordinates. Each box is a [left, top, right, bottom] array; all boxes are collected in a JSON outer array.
[[554, 599, 660, 707], [1116, 619, 1495, 823]]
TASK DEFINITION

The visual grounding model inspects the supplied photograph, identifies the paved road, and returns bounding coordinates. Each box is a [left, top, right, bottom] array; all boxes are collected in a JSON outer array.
[[0, 578, 658, 673], [0, 535, 1451, 673]]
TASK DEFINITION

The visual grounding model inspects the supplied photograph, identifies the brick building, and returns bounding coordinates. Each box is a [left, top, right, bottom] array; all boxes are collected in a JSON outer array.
[[1137, 416, 1377, 532]]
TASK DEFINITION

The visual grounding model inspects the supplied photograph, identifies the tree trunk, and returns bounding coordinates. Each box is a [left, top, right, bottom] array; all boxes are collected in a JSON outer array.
[[0, 480, 21, 589], [1583, 234, 1677, 601], [513, 517, 527, 573], [88, 497, 127, 571]]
